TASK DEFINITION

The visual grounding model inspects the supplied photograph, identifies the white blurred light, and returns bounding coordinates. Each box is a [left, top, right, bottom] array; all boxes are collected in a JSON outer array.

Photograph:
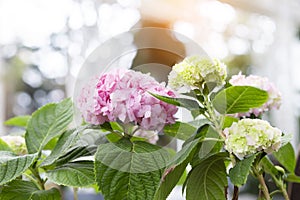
[[37, 48, 68, 79], [70, 57, 84, 77], [2, 45, 17, 58], [117, 0, 141, 8], [257, 15, 276, 33], [235, 24, 250, 38], [252, 40, 267, 54], [204, 33, 228, 59], [52, 34, 70, 49], [48, 89, 65, 102], [22, 68, 43, 88], [228, 37, 250, 55], [69, 2, 84, 29], [0, 0, 73, 46], [81, 0, 97, 26], [98, 4, 140, 39], [173, 21, 195, 39], [16, 92, 32, 108], [33, 89, 47, 105], [68, 42, 82, 57], [85, 39, 101, 58], [198, 0, 236, 32]]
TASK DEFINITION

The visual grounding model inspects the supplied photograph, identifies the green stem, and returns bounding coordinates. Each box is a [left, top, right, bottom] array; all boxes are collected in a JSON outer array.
[[29, 167, 45, 190], [202, 94, 224, 138], [280, 185, 290, 200], [23, 173, 43, 190], [253, 168, 271, 200], [274, 178, 290, 200], [73, 187, 78, 200], [270, 190, 283, 197]]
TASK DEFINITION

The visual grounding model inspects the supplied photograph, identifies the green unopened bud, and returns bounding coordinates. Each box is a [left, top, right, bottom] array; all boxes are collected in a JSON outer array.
[[275, 166, 285, 175]]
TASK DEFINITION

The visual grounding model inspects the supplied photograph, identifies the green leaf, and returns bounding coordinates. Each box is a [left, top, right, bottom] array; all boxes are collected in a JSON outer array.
[[273, 142, 296, 173], [189, 119, 211, 128], [0, 151, 37, 185], [170, 139, 200, 167], [31, 188, 61, 200], [50, 129, 108, 166], [0, 139, 12, 152], [260, 156, 279, 176], [46, 161, 95, 187], [150, 93, 202, 114], [51, 130, 106, 167], [197, 127, 222, 160], [53, 146, 93, 167], [222, 116, 238, 129], [95, 138, 170, 200], [40, 130, 78, 167], [229, 154, 256, 186], [106, 132, 122, 143], [4, 115, 31, 128], [25, 98, 73, 154], [153, 133, 203, 200], [163, 122, 197, 140], [154, 161, 189, 200], [186, 154, 228, 200], [212, 86, 268, 114], [284, 174, 300, 183], [163, 119, 210, 141], [0, 180, 61, 200], [177, 168, 187, 185]]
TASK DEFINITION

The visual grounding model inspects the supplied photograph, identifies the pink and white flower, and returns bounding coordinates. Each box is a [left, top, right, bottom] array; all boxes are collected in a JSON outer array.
[[77, 69, 178, 140]]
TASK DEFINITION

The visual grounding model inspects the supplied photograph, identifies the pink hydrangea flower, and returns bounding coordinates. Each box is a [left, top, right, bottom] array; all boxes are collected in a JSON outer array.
[[229, 73, 282, 117], [134, 129, 159, 144], [77, 69, 178, 135]]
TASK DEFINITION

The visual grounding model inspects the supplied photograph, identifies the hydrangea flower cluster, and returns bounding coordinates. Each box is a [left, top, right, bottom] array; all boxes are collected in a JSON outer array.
[[229, 73, 281, 117], [168, 56, 227, 91], [224, 119, 282, 158], [0, 135, 27, 155], [77, 69, 178, 143]]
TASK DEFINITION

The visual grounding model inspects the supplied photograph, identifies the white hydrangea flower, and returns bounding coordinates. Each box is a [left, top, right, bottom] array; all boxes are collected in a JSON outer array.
[[224, 119, 282, 159], [168, 56, 227, 91], [0, 135, 27, 155]]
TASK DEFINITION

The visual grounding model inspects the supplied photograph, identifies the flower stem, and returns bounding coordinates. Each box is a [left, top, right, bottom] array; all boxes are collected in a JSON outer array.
[[202, 94, 224, 138], [253, 167, 271, 200], [232, 186, 239, 200], [73, 187, 78, 200], [23, 173, 43, 190], [279, 185, 290, 200], [273, 177, 290, 200], [29, 167, 45, 190]]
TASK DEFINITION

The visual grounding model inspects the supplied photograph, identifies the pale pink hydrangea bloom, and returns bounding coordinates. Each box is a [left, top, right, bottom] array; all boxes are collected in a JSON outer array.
[[77, 69, 178, 140], [134, 129, 159, 144], [229, 73, 281, 117]]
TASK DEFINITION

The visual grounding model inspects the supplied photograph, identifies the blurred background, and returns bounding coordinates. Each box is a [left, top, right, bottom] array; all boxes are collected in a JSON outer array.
[[1, 0, 300, 199]]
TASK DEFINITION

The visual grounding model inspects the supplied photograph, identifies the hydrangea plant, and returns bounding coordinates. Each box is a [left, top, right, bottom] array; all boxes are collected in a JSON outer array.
[[0, 56, 299, 200]]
